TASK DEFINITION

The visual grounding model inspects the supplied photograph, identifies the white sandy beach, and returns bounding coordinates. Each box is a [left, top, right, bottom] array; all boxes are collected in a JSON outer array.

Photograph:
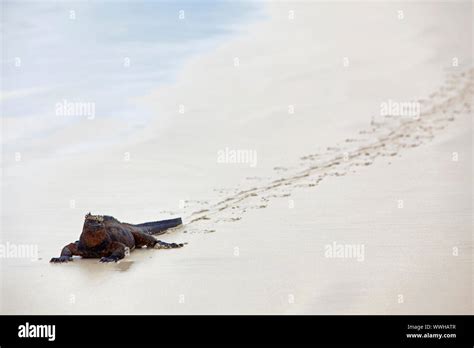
[[1, 1, 472, 314]]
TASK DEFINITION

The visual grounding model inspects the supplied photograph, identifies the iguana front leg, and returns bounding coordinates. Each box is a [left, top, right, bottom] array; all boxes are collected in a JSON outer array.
[[99, 242, 128, 263], [50, 241, 80, 263]]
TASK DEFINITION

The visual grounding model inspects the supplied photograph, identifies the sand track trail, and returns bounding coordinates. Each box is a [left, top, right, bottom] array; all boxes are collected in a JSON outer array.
[[185, 69, 473, 231]]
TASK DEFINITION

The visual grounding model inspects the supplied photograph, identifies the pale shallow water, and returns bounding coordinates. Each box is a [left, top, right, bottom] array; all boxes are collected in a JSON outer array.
[[1, 0, 263, 155]]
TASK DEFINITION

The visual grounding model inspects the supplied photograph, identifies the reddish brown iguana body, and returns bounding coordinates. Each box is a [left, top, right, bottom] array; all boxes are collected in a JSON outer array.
[[50, 213, 184, 263]]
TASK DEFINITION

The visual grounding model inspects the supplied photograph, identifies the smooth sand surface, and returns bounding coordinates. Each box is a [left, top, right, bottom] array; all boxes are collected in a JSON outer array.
[[1, 1, 472, 314]]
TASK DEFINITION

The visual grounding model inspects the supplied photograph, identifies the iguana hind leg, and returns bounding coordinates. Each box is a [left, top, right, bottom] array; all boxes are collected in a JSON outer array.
[[50, 241, 81, 263], [132, 231, 184, 249], [154, 240, 184, 249], [132, 230, 159, 248]]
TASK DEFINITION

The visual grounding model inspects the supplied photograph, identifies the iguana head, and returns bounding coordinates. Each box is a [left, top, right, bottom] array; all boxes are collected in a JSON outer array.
[[85, 212, 104, 223], [81, 213, 108, 248]]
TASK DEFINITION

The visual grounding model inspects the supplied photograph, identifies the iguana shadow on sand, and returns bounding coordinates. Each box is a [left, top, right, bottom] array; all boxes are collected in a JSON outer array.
[[50, 213, 184, 263]]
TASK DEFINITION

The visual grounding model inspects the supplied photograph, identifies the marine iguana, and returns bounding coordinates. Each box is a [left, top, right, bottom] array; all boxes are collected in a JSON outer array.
[[50, 213, 184, 263]]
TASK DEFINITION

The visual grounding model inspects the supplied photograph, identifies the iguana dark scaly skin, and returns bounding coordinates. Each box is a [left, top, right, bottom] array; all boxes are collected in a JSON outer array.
[[50, 213, 184, 263]]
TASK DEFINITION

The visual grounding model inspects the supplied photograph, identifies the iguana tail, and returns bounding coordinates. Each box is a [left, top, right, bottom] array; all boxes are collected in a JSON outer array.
[[134, 217, 183, 235]]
